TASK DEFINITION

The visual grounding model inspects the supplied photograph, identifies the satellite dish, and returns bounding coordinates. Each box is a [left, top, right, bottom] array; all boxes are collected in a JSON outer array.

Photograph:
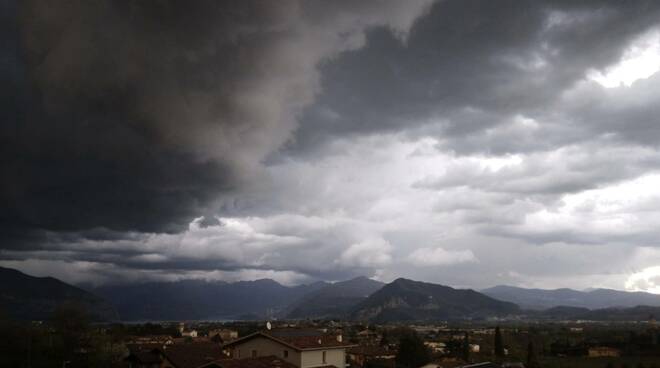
[[266, 321, 272, 330]]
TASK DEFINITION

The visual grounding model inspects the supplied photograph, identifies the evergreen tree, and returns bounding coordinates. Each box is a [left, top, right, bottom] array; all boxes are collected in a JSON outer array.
[[526, 340, 540, 368], [463, 332, 470, 363], [380, 330, 390, 347], [395, 330, 431, 368], [494, 326, 505, 360]]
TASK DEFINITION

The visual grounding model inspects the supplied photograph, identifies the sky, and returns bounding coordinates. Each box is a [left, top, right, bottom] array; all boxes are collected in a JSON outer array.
[[3, 0, 660, 292]]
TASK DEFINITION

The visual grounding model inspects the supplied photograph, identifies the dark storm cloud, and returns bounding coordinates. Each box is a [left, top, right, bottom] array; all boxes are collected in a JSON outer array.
[[286, 0, 660, 155], [3, 0, 281, 241], [2, 0, 431, 248], [5, 0, 660, 290]]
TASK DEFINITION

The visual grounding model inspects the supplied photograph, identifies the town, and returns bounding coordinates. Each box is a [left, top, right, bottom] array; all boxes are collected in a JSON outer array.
[[3, 309, 660, 368]]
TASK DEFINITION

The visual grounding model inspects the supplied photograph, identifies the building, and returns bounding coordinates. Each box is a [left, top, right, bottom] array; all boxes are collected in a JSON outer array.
[[183, 330, 199, 338], [424, 342, 446, 354], [223, 329, 356, 368], [127, 335, 175, 346], [210, 329, 240, 343], [346, 346, 395, 368], [125, 341, 224, 368], [125, 347, 173, 368], [588, 346, 621, 357], [355, 329, 380, 346]]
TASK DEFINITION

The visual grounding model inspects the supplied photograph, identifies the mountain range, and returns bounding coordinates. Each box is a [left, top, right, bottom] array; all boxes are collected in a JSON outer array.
[[5, 265, 660, 322], [482, 285, 660, 310], [0, 267, 118, 321], [93, 278, 328, 321]]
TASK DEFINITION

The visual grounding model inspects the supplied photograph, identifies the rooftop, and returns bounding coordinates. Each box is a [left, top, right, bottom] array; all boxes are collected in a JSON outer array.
[[224, 329, 355, 351], [163, 342, 225, 368]]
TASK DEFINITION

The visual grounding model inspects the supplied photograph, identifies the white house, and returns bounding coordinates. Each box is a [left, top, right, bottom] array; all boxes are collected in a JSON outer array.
[[223, 329, 355, 368]]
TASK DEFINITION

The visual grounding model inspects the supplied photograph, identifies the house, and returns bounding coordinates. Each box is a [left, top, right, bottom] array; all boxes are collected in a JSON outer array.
[[223, 328, 356, 368], [125, 345, 175, 368], [346, 346, 395, 367], [125, 341, 225, 368], [210, 329, 239, 343], [165, 342, 226, 368], [355, 330, 381, 345], [183, 330, 199, 338], [423, 342, 446, 354], [588, 346, 621, 357], [127, 335, 175, 346]]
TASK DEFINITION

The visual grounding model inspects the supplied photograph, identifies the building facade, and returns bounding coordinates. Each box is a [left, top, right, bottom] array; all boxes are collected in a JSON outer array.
[[223, 329, 355, 368]]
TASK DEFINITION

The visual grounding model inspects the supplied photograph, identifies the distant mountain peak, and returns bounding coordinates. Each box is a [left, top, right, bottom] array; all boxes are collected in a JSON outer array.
[[285, 276, 384, 320], [0, 266, 118, 321], [351, 278, 519, 322]]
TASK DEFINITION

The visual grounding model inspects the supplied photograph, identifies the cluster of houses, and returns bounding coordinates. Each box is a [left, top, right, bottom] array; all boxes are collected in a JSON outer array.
[[124, 324, 529, 368], [125, 325, 358, 368]]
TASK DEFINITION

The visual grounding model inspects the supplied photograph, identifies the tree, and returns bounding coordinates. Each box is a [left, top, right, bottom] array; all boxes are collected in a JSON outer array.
[[396, 330, 431, 368], [462, 332, 470, 363], [526, 340, 540, 368], [380, 329, 391, 347], [494, 326, 504, 360], [50, 302, 90, 362]]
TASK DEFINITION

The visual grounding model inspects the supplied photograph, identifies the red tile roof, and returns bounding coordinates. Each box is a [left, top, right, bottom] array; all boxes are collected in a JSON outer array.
[[125, 350, 163, 365], [163, 342, 226, 368], [347, 346, 394, 357], [224, 329, 356, 351]]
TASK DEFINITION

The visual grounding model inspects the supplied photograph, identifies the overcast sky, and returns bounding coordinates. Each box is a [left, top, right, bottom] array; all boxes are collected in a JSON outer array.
[[4, 0, 660, 292]]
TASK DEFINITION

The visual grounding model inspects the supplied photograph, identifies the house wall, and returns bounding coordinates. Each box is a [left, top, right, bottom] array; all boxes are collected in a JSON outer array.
[[231, 336, 301, 367], [301, 349, 346, 368]]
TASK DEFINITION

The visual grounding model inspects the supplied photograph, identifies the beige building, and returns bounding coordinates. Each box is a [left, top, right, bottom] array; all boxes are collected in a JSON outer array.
[[224, 329, 355, 368], [588, 346, 621, 357], [210, 329, 239, 342]]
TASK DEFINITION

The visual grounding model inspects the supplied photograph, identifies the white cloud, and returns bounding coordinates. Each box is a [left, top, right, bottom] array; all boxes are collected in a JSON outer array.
[[339, 238, 393, 268], [407, 247, 477, 267], [588, 28, 660, 88], [626, 266, 660, 294]]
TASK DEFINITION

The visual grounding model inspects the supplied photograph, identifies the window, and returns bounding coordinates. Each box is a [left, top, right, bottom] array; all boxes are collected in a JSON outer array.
[[322, 351, 327, 364], [283, 350, 289, 358], [252, 350, 257, 358]]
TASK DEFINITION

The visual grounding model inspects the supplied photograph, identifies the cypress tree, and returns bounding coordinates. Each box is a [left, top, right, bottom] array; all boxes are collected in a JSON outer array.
[[463, 331, 470, 363], [526, 340, 540, 368], [494, 326, 504, 359]]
